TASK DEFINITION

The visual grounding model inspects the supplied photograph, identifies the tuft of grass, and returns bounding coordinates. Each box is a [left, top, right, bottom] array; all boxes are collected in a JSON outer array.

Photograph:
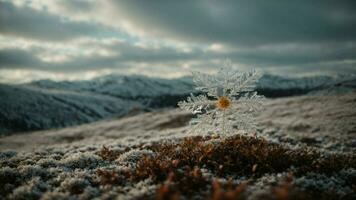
[[207, 179, 248, 200], [272, 172, 293, 200], [96, 169, 124, 186], [96, 146, 124, 162]]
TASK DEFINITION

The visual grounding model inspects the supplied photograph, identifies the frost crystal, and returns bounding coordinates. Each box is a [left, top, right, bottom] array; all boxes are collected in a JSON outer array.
[[178, 60, 264, 135]]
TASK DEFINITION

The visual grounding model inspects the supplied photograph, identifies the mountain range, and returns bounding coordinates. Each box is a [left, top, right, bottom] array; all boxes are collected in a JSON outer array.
[[0, 73, 355, 135]]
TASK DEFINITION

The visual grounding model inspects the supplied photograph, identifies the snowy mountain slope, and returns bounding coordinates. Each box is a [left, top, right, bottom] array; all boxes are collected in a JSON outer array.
[[0, 76, 195, 135], [29, 74, 356, 99], [28, 75, 194, 99], [1, 74, 354, 135], [257, 74, 334, 90], [0, 84, 140, 135], [256, 74, 356, 97]]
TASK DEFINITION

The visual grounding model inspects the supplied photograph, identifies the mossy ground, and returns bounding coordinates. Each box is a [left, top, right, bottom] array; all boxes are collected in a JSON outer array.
[[95, 135, 356, 200], [1, 133, 355, 200]]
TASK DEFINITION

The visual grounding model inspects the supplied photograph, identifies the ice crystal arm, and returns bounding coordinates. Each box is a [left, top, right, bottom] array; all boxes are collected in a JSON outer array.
[[233, 92, 265, 112], [229, 70, 262, 96], [178, 94, 212, 114], [192, 71, 220, 97], [192, 67, 261, 98]]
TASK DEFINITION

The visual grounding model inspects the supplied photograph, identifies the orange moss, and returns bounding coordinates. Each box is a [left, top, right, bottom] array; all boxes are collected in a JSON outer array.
[[96, 146, 124, 162], [89, 134, 356, 200], [131, 135, 356, 199]]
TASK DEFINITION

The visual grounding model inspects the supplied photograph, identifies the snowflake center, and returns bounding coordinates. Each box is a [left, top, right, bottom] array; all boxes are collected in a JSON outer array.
[[217, 96, 231, 109]]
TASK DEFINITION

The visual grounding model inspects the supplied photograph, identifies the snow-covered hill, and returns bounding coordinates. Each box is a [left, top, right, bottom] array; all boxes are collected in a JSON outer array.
[[29, 75, 194, 100], [0, 84, 141, 135], [28, 73, 356, 98], [0, 76, 196, 135], [257, 74, 356, 97], [1, 74, 355, 135]]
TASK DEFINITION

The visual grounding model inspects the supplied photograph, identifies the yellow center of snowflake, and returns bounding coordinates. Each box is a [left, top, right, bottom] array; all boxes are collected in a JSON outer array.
[[216, 96, 231, 109]]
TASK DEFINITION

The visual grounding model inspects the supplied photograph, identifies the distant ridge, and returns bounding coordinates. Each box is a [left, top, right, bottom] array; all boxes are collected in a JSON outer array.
[[0, 74, 354, 135]]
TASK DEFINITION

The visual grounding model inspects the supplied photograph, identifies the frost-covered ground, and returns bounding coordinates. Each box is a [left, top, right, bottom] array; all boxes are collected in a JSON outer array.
[[0, 93, 355, 199]]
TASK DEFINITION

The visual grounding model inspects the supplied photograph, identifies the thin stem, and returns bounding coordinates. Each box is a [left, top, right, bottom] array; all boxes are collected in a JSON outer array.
[[222, 109, 226, 134]]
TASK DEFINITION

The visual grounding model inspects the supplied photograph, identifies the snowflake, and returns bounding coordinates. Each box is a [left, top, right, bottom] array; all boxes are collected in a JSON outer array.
[[178, 60, 264, 135]]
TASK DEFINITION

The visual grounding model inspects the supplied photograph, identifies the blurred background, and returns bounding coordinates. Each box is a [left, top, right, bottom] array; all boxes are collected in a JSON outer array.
[[0, 0, 355, 136]]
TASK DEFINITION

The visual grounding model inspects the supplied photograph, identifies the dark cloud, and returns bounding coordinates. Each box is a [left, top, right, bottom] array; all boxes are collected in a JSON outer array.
[[225, 42, 356, 66], [0, 42, 202, 72], [111, 0, 356, 46], [60, 0, 95, 12], [0, 48, 42, 68], [0, 0, 355, 81], [1, 40, 355, 75], [0, 1, 114, 41]]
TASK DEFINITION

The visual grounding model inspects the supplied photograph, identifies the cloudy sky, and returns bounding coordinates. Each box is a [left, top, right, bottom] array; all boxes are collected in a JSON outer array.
[[1, 0, 356, 83]]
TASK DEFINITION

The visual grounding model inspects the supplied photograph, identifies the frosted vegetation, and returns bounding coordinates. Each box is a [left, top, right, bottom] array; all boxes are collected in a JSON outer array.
[[0, 65, 355, 199]]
